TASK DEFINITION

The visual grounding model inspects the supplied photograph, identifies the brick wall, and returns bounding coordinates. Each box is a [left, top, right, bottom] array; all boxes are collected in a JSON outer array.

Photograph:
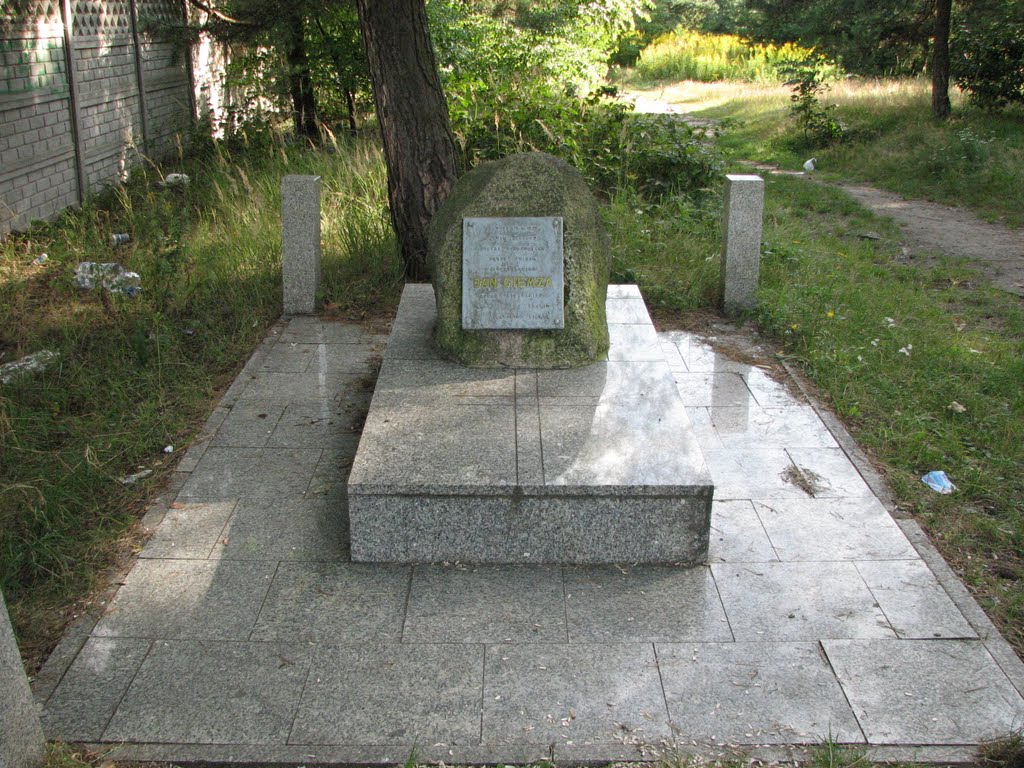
[[1, 0, 195, 235]]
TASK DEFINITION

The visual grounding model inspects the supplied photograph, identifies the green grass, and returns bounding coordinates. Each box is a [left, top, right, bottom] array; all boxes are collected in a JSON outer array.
[[629, 78, 1024, 227], [0, 130, 400, 667]]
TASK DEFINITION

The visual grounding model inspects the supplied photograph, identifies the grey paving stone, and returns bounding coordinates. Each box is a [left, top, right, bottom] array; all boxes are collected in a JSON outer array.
[[482, 644, 670, 746], [290, 643, 484, 745], [515, 404, 544, 485], [743, 367, 807, 408], [564, 566, 731, 643], [753, 498, 916, 561], [211, 403, 285, 447], [403, 565, 566, 643], [658, 642, 864, 745], [211, 497, 347, 561], [660, 332, 751, 374], [256, 341, 320, 372], [823, 639, 1024, 744], [685, 406, 726, 450], [856, 560, 976, 639], [251, 562, 408, 642], [701, 448, 799, 500], [307, 443, 361, 500], [266, 401, 367, 449], [42, 637, 152, 741], [709, 500, 778, 563], [712, 562, 895, 641], [236, 369, 368, 405], [279, 317, 372, 345], [539, 396, 710, 488], [536, 360, 676, 401], [607, 322, 664, 361], [93, 559, 276, 640], [709, 404, 839, 449], [373, 358, 515, 402], [353, 401, 517, 488], [606, 297, 651, 324], [673, 371, 755, 408], [104, 640, 311, 744], [177, 447, 322, 502], [786, 448, 874, 498], [140, 500, 236, 559]]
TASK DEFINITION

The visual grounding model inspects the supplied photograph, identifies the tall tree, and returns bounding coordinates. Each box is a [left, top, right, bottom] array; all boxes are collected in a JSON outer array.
[[931, 0, 953, 118], [355, 0, 460, 280]]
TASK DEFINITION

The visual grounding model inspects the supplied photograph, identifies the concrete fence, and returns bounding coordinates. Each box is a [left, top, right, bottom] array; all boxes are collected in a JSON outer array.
[[1, 0, 199, 235]]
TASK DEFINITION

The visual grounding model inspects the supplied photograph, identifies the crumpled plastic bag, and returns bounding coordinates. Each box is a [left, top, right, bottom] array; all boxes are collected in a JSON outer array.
[[74, 262, 142, 297], [0, 350, 60, 384], [921, 470, 957, 494]]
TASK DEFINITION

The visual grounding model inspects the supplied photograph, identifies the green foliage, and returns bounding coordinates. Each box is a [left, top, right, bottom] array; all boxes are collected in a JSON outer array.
[[952, 0, 1024, 110], [634, 29, 836, 83], [781, 56, 846, 146], [431, 0, 720, 197]]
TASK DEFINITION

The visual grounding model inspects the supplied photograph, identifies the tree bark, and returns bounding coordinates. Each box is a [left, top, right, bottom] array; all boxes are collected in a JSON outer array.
[[285, 10, 319, 141], [355, 0, 459, 280], [931, 0, 952, 119]]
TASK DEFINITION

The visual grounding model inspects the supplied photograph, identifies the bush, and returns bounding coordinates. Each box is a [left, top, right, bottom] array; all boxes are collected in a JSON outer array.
[[634, 29, 838, 83], [953, 7, 1024, 109]]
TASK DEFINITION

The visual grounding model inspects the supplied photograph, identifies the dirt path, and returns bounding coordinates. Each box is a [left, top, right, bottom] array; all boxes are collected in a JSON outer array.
[[622, 91, 1024, 296]]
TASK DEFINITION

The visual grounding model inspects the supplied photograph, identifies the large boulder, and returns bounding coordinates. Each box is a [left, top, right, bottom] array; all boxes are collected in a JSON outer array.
[[429, 152, 610, 368]]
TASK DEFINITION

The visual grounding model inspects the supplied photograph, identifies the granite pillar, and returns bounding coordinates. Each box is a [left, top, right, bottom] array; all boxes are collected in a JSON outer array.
[[281, 175, 322, 316], [719, 174, 765, 315]]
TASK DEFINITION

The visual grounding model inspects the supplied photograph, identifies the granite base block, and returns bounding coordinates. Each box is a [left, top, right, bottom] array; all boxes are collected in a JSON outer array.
[[348, 284, 713, 565]]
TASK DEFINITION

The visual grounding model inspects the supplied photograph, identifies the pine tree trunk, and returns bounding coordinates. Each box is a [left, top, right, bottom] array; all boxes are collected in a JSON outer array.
[[355, 0, 459, 280], [932, 0, 952, 119]]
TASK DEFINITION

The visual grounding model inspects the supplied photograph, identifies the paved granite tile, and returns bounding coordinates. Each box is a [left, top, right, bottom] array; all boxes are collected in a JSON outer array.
[[210, 403, 285, 448], [211, 497, 347, 561], [607, 322, 664, 361], [236, 369, 368, 404], [743, 368, 807, 408], [659, 332, 755, 374], [42, 637, 152, 741], [683, 407, 726, 451], [140, 501, 236, 559], [606, 297, 651, 324], [373, 358, 515, 402], [266, 401, 367, 449], [713, 562, 895, 641], [482, 643, 670, 746], [176, 447, 322, 502], [701, 448, 798, 499], [856, 560, 976, 639], [290, 643, 484, 745], [786, 448, 874, 498], [753, 498, 916, 561], [104, 640, 311, 744], [536, 361, 676, 402], [658, 642, 864, 745], [403, 565, 565, 643], [564, 566, 731, 642], [516, 404, 545, 485], [709, 405, 839, 449], [251, 563, 408, 642], [257, 342, 320, 372], [709, 500, 778, 563], [93, 559, 276, 640], [314, 342, 380, 373], [673, 371, 755, 408], [279, 317, 373, 345], [307, 443, 361, 501], [823, 639, 1024, 744]]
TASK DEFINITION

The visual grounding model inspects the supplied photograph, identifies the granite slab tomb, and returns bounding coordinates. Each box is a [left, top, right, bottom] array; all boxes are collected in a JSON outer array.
[[347, 284, 714, 564]]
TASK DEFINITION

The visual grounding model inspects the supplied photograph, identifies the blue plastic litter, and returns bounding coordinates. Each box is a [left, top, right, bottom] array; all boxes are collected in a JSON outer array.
[[922, 470, 957, 494]]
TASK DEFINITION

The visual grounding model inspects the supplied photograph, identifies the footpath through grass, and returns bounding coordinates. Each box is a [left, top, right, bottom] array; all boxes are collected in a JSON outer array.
[[0, 132, 400, 667], [620, 77, 1024, 228]]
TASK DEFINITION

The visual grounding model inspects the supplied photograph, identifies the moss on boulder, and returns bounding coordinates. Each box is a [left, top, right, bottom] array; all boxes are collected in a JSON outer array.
[[429, 152, 610, 368]]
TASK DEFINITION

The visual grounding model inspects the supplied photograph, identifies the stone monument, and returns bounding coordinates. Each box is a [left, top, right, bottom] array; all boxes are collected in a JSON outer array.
[[430, 152, 610, 367]]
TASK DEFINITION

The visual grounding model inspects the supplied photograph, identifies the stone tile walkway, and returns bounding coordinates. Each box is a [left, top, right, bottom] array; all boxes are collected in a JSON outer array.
[[35, 308, 1024, 765]]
